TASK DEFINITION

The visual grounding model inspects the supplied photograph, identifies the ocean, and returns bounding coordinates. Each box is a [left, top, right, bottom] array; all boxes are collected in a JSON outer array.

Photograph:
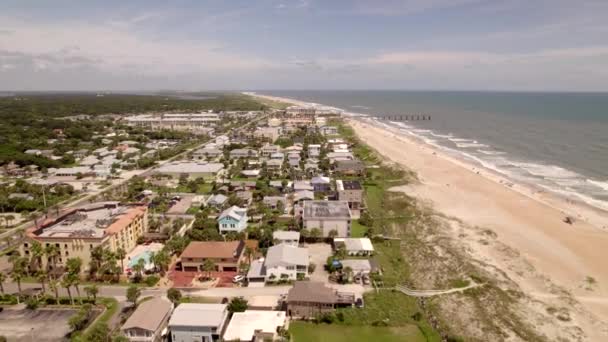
[[261, 90, 608, 211]]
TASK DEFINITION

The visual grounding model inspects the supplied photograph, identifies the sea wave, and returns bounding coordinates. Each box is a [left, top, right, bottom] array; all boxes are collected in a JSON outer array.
[[509, 162, 580, 179], [456, 143, 490, 148], [448, 138, 474, 143], [430, 132, 454, 138], [477, 149, 507, 155], [587, 179, 608, 192]]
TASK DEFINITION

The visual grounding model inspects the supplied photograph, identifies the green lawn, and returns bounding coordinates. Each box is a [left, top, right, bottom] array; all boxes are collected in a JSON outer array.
[[364, 184, 383, 213], [196, 183, 213, 194], [338, 291, 420, 326], [290, 322, 427, 342], [350, 219, 368, 238]]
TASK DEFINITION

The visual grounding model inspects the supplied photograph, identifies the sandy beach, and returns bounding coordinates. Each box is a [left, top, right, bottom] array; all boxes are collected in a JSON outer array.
[[349, 119, 608, 322], [251, 92, 608, 338]]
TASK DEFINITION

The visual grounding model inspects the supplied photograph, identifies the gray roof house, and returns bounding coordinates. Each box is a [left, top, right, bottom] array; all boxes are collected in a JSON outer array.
[[263, 196, 287, 210], [248, 243, 309, 282], [169, 303, 229, 342], [121, 297, 173, 342], [303, 200, 352, 237], [205, 194, 228, 208], [230, 148, 259, 159]]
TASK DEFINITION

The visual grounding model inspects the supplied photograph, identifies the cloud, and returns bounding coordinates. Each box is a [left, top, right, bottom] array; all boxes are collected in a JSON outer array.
[[0, 16, 269, 78]]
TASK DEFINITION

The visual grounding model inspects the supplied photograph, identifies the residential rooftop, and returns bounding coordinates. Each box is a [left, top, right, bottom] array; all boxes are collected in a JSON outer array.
[[336, 179, 362, 191], [181, 241, 243, 259], [156, 161, 224, 174], [168, 303, 227, 327], [31, 202, 146, 240], [302, 200, 351, 219], [222, 310, 286, 342], [122, 297, 172, 331]]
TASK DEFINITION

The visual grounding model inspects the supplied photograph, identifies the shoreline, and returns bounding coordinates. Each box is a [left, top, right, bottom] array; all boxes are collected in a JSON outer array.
[[250, 91, 608, 227], [250, 92, 608, 325], [361, 117, 608, 231]]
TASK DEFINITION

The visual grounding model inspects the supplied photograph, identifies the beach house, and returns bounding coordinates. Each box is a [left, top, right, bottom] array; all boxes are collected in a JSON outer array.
[[121, 297, 173, 342], [169, 303, 229, 342], [218, 206, 248, 233], [336, 180, 364, 209], [302, 200, 352, 237]]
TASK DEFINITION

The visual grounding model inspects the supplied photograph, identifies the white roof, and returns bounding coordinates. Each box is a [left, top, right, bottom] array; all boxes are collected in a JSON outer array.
[[156, 162, 224, 174], [273, 230, 300, 241], [265, 243, 308, 267], [334, 238, 374, 252], [219, 206, 247, 221], [223, 310, 286, 341], [169, 303, 227, 327]]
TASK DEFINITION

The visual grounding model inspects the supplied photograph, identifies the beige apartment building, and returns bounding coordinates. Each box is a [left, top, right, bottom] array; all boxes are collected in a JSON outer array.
[[22, 202, 148, 273]]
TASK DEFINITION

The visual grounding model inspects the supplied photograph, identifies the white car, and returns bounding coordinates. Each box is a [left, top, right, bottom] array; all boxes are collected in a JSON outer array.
[[232, 275, 245, 283]]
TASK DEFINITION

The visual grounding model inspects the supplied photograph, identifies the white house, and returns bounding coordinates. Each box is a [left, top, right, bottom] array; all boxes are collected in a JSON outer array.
[[169, 303, 228, 342], [264, 243, 309, 281], [222, 310, 286, 342], [218, 206, 248, 233]]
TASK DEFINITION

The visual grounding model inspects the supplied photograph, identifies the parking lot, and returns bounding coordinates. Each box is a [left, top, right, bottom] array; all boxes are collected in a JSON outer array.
[[0, 307, 78, 341], [305, 243, 332, 282], [167, 194, 196, 214]]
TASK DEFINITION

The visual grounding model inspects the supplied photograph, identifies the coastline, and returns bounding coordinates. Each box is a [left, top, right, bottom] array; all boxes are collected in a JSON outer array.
[[250, 92, 608, 325]]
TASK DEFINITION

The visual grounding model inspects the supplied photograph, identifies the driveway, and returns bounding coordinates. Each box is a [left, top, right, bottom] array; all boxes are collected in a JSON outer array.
[[305, 243, 332, 283]]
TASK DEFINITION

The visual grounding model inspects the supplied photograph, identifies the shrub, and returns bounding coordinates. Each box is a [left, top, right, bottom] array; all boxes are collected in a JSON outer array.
[[144, 275, 160, 287], [25, 298, 39, 310], [227, 297, 248, 313]]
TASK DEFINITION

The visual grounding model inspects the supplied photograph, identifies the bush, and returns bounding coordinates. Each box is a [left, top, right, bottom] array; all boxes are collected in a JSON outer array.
[[144, 275, 160, 287], [227, 297, 248, 313], [25, 298, 39, 310], [0, 294, 18, 305]]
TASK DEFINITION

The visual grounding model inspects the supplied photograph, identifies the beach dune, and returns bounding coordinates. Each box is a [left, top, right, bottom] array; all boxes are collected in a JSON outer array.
[[349, 119, 608, 323]]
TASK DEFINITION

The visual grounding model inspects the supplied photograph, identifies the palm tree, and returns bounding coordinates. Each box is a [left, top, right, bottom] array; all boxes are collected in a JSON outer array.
[[244, 246, 254, 265], [116, 247, 126, 274], [62, 276, 74, 305], [10, 257, 27, 302], [202, 259, 216, 280], [36, 270, 48, 293], [84, 284, 99, 303], [49, 278, 60, 303], [44, 245, 60, 273], [0, 272, 6, 294], [66, 258, 83, 303], [149, 251, 156, 271], [132, 261, 144, 281], [153, 250, 170, 275], [30, 241, 44, 272]]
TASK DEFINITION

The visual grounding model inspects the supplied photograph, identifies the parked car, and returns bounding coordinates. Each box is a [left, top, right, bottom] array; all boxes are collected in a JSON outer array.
[[362, 275, 370, 285], [355, 298, 364, 308], [232, 274, 245, 283]]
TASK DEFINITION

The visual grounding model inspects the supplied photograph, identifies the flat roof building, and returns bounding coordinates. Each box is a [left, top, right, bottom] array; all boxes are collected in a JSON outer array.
[[155, 161, 224, 179], [222, 310, 286, 342], [302, 200, 352, 237], [22, 202, 148, 272]]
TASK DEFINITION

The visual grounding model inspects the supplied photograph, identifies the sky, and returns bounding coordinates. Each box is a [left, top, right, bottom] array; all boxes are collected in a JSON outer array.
[[1, 0, 608, 91]]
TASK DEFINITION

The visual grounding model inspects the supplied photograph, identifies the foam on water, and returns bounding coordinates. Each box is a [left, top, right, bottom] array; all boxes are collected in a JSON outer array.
[[456, 142, 490, 148], [587, 179, 608, 192], [478, 149, 507, 156]]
